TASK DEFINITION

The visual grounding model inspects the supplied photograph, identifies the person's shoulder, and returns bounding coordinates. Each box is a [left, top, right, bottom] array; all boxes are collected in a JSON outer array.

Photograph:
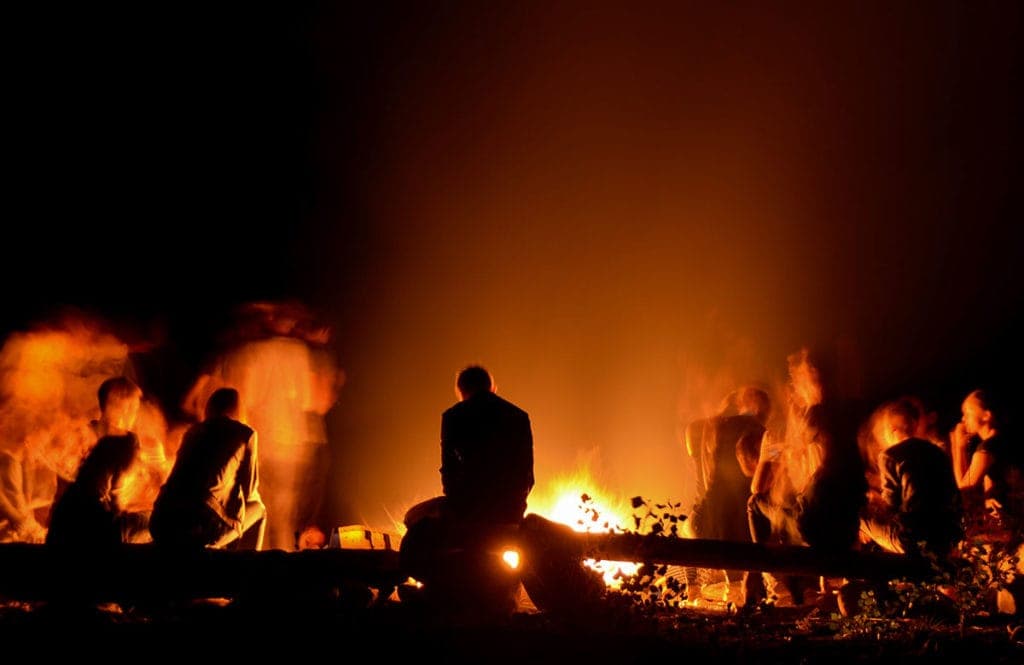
[[491, 392, 529, 418], [889, 437, 945, 459]]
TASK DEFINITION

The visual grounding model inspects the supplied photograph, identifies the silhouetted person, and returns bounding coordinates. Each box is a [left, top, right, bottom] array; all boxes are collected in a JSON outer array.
[[401, 366, 534, 615], [679, 390, 737, 598], [150, 388, 265, 550], [860, 398, 963, 558], [686, 387, 769, 596], [46, 377, 151, 550], [439, 366, 534, 523]]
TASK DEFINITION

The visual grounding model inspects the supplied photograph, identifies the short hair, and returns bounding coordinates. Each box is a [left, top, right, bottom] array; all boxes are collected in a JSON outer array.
[[205, 388, 240, 420], [456, 365, 493, 397], [885, 398, 919, 438], [97, 376, 141, 411]]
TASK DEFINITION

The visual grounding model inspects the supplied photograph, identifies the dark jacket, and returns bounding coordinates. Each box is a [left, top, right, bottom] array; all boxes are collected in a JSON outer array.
[[441, 391, 534, 524], [880, 437, 964, 555], [151, 417, 260, 548]]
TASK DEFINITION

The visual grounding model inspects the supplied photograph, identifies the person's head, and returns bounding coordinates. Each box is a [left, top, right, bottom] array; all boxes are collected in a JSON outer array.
[[961, 389, 997, 437], [881, 398, 919, 448], [456, 365, 493, 401], [899, 394, 939, 442], [97, 376, 142, 434], [205, 387, 241, 421], [737, 386, 772, 424]]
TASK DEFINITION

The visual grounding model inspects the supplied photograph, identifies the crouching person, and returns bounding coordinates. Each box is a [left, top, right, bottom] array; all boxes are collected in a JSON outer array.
[[848, 398, 965, 618], [150, 388, 265, 551], [860, 398, 964, 560]]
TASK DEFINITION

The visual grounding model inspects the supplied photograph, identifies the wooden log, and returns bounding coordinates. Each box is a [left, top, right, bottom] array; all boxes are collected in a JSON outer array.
[[519, 513, 932, 581], [0, 543, 403, 603]]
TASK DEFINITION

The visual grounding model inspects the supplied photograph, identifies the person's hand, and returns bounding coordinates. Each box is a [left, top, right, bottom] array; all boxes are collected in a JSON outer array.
[[950, 422, 970, 450]]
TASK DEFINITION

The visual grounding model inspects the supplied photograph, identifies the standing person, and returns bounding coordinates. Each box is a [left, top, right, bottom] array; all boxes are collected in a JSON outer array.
[[46, 377, 151, 550], [183, 301, 343, 550], [743, 349, 866, 606], [150, 388, 265, 550], [684, 387, 770, 598]]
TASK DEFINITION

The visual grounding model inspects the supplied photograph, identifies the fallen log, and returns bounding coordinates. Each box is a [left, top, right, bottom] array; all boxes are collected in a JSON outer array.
[[0, 516, 932, 606], [0, 543, 403, 604], [519, 514, 932, 581]]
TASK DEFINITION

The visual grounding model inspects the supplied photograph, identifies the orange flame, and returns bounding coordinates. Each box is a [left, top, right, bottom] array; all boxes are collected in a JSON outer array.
[[529, 467, 640, 588]]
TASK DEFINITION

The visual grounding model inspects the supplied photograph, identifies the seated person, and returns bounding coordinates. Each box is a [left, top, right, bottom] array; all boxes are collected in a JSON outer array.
[[150, 388, 265, 550], [950, 389, 1023, 537], [46, 377, 151, 550], [860, 398, 964, 559]]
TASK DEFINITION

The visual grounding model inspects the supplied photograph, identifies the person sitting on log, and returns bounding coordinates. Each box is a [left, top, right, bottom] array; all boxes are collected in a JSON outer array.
[[950, 389, 1023, 540], [46, 377, 152, 551], [859, 397, 964, 560], [400, 365, 534, 614]]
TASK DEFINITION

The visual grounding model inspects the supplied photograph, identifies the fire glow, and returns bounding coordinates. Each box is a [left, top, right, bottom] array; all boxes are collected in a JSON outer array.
[[529, 468, 640, 588]]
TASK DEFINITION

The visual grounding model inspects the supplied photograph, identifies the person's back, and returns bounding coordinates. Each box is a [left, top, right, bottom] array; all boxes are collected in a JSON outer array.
[[151, 388, 263, 550], [882, 436, 964, 555], [442, 387, 533, 524], [697, 413, 764, 541]]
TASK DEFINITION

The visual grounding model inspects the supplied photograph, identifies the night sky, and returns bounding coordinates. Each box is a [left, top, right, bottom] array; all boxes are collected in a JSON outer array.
[[6, 3, 1022, 529]]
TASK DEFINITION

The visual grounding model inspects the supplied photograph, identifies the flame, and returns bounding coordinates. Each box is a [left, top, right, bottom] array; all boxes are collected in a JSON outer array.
[[529, 467, 640, 588]]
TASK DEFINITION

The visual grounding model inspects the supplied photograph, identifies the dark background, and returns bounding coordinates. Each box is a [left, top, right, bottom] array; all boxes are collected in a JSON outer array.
[[5, 2, 1022, 529]]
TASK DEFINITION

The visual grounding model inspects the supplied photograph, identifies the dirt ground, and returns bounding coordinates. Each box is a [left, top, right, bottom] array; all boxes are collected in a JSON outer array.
[[2, 576, 1021, 664]]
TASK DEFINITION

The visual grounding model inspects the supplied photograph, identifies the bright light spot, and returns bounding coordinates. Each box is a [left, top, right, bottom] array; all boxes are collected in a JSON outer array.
[[502, 549, 521, 570]]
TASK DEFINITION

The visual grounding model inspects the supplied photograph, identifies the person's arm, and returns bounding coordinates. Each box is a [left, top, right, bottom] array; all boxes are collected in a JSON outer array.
[[750, 433, 778, 496], [440, 413, 461, 496], [242, 431, 261, 505], [519, 414, 535, 498], [951, 422, 992, 490], [736, 429, 762, 478], [878, 451, 900, 512], [684, 420, 702, 459]]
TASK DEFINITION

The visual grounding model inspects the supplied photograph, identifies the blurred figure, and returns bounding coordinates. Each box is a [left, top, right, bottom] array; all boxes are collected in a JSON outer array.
[[46, 377, 151, 550], [951, 389, 1023, 535], [684, 386, 770, 598], [679, 390, 737, 597], [858, 394, 946, 504], [744, 348, 866, 606], [0, 447, 50, 542], [183, 301, 344, 550], [860, 398, 963, 558], [0, 315, 134, 541]]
